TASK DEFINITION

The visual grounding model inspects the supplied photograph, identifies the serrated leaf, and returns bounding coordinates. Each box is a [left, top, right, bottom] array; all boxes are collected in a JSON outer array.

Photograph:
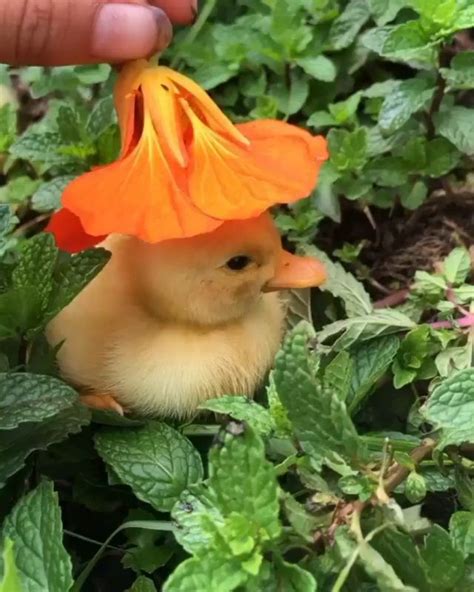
[[348, 334, 400, 413], [0, 402, 90, 486], [302, 245, 372, 317], [318, 309, 415, 350], [32, 176, 75, 213], [9, 132, 73, 167], [95, 422, 203, 511], [0, 373, 77, 430], [371, 526, 431, 591], [381, 21, 436, 63], [440, 51, 474, 89], [272, 69, 309, 116], [421, 368, 474, 448], [405, 472, 427, 503], [273, 323, 367, 470], [46, 247, 111, 321], [450, 511, 474, 558], [324, 351, 353, 402], [200, 396, 274, 436], [443, 247, 471, 285], [369, 0, 408, 25], [328, 0, 371, 50], [379, 78, 434, 133], [1, 481, 73, 592], [0, 540, 23, 592], [248, 556, 317, 592], [163, 553, 246, 592], [209, 424, 281, 540], [435, 106, 474, 155], [127, 576, 157, 592], [358, 540, 418, 591], [328, 127, 368, 171], [296, 55, 336, 82], [12, 233, 57, 314], [421, 525, 464, 590], [86, 96, 117, 139]]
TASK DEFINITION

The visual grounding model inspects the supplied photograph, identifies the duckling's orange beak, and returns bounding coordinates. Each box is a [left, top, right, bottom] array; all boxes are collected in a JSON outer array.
[[263, 250, 326, 292]]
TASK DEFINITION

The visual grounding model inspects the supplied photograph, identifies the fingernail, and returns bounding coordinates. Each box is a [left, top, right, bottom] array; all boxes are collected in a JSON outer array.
[[92, 4, 172, 61]]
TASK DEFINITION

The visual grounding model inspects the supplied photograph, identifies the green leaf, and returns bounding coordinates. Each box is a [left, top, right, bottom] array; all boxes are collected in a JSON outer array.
[[0, 540, 23, 592], [369, 0, 408, 25], [401, 180, 428, 210], [443, 247, 471, 285], [12, 233, 57, 316], [379, 78, 434, 133], [163, 553, 247, 592], [381, 21, 436, 63], [32, 176, 75, 213], [0, 104, 17, 153], [328, 127, 368, 171], [450, 511, 474, 558], [273, 323, 367, 469], [249, 556, 317, 592], [358, 539, 418, 591], [95, 422, 203, 511], [200, 396, 274, 436], [0, 402, 90, 486], [303, 245, 372, 317], [272, 69, 309, 116], [392, 326, 435, 389], [452, 5, 474, 32], [86, 96, 117, 139], [435, 106, 474, 155], [209, 424, 281, 540], [348, 334, 400, 413], [127, 576, 157, 592], [424, 138, 460, 177], [0, 176, 41, 204], [318, 309, 416, 350], [405, 471, 427, 503], [421, 525, 465, 590], [9, 132, 71, 166], [328, 92, 362, 125], [46, 247, 111, 321], [324, 351, 353, 403], [296, 55, 336, 82], [328, 0, 371, 50], [440, 51, 474, 89], [0, 373, 78, 430], [1, 481, 73, 592], [421, 368, 474, 448]]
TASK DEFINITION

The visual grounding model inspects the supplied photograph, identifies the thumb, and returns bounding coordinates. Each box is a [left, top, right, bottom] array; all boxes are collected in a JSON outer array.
[[0, 0, 174, 66]]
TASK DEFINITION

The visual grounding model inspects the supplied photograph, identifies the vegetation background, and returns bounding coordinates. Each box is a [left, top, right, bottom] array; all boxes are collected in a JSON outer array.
[[0, 0, 474, 590]]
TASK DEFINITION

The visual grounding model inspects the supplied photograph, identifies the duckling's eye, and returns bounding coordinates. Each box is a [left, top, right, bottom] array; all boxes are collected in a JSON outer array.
[[225, 255, 252, 271]]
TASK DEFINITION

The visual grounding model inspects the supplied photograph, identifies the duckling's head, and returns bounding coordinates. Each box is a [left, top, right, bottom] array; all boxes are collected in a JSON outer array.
[[125, 213, 326, 327]]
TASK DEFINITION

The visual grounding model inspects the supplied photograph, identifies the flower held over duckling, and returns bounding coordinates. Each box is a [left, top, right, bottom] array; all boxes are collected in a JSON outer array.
[[48, 60, 328, 251]]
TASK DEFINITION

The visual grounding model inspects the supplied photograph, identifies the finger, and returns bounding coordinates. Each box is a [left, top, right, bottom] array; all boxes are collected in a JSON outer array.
[[152, 0, 198, 24], [0, 0, 173, 66]]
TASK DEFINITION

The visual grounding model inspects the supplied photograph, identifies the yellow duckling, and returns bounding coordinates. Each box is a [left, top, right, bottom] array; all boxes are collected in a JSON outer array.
[[46, 213, 325, 417]]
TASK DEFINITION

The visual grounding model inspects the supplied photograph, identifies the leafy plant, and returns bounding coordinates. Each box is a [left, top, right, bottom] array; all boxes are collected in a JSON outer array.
[[1, 0, 474, 590]]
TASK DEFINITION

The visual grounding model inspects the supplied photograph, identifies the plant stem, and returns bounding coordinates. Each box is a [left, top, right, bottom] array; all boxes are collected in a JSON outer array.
[[430, 313, 474, 330]]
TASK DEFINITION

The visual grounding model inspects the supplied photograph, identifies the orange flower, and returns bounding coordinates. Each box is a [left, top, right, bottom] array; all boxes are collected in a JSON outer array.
[[47, 60, 327, 251]]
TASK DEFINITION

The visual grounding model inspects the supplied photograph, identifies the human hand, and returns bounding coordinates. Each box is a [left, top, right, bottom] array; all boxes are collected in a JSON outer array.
[[0, 0, 197, 66]]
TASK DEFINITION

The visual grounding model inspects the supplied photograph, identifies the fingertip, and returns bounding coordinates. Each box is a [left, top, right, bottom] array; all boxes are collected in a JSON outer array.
[[152, 0, 198, 25]]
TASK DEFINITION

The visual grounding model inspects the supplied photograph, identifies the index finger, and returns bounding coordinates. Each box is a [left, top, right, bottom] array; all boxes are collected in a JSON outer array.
[[152, 0, 197, 24]]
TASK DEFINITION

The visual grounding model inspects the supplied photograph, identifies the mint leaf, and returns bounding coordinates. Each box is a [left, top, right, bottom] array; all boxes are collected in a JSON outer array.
[[1, 481, 73, 592], [0, 540, 23, 592], [369, 0, 408, 25], [127, 576, 157, 592], [200, 396, 274, 436], [46, 247, 111, 321], [273, 323, 367, 470], [86, 96, 117, 139], [435, 106, 474, 155], [348, 334, 400, 413], [421, 368, 474, 448], [328, 0, 371, 50], [328, 127, 368, 171], [324, 351, 353, 402], [249, 557, 316, 592], [421, 525, 464, 590], [358, 540, 419, 591], [0, 104, 17, 153], [318, 309, 415, 350], [163, 553, 246, 592], [296, 55, 336, 82], [440, 51, 474, 89], [442, 247, 471, 285], [303, 245, 372, 317], [95, 422, 203, 511], [450, 511, 474, 558], [32, 176, 75, 213], [0, 402, 90, 486], [0, 373, 77, 430], [379, 78, 435, 133]]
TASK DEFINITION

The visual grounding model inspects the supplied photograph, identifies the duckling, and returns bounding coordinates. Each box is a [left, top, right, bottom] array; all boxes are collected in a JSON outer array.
[[46, 213, 325, 417]]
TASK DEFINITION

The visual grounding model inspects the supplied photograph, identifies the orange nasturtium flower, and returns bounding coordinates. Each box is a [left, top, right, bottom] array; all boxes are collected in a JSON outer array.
[[47, 59, 328, 252]]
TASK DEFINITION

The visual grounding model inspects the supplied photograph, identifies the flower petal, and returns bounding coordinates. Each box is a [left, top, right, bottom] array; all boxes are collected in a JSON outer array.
[[114, 59, 148, 152], [186, 114, 328, 220], [62, 113, 221, 243], [45, 208, 105, 253]]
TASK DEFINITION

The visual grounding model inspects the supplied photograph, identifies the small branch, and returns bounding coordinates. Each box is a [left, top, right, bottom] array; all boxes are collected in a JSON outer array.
[[383, 438, 436, 495], [425, 47, 450, 140], [373, 289, 410, 309], [430, 314, 474, 330]]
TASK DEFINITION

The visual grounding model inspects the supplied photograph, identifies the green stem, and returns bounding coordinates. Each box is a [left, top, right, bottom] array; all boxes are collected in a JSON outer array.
[[170, 0, 218, 69], [182, 424, 220, 437], [72, 520, 175, 591]]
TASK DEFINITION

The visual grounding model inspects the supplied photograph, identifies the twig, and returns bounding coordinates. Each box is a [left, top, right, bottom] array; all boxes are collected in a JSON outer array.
[[430, 314, 474, 330], [383, 438, 436, 495], [425, 46, 450, 140], [373, 288, 410, 309]]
